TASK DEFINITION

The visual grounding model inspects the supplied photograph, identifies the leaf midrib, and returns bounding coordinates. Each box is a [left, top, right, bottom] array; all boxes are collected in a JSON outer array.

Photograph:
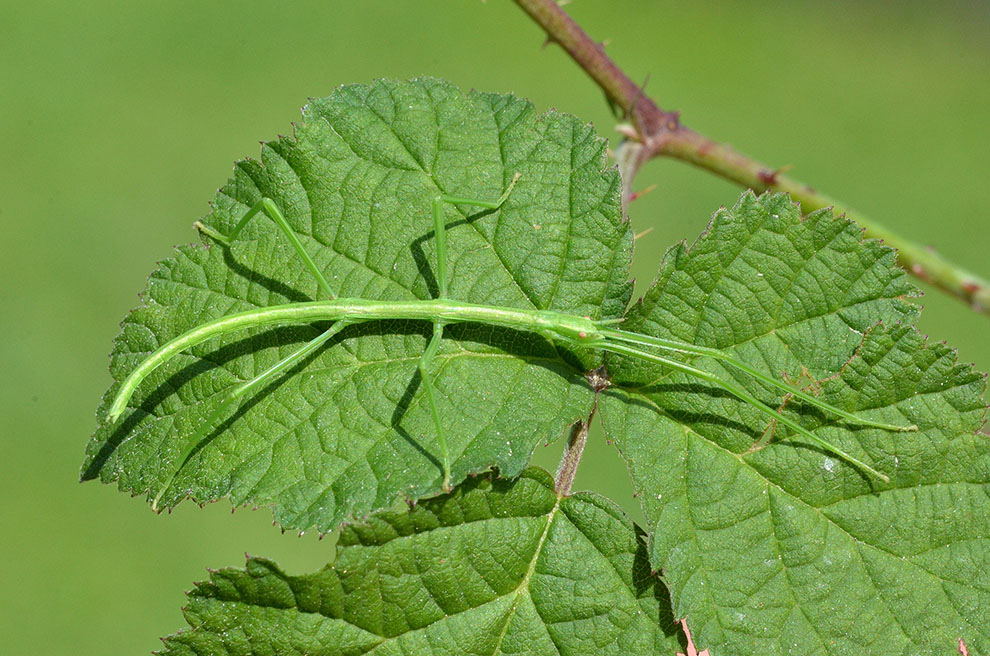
[[186, 496, 566, 656], [489, 492, 562, 656]]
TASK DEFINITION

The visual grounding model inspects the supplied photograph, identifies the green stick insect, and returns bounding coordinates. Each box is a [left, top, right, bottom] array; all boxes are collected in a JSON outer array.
[[106, 175, 916, 509]]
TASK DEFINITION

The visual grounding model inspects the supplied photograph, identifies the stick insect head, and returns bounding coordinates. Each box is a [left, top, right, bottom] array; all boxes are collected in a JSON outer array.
[[539, 312, 607, 348]]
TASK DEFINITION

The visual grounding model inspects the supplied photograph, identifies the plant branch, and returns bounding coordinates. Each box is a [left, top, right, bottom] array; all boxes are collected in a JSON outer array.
[[660, 131, 990, 311], [512, 0, 676, 137], [513, 0, 990, 314]]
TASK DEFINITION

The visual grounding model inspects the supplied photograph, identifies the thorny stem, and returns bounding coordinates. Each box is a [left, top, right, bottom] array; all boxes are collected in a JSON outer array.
[[512, 0, 990, 315], [661, 134, 990, 312], [512, 0, 670, 138]]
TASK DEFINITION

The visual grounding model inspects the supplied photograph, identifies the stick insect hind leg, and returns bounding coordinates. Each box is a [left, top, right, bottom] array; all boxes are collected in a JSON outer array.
[[152, 319, 353, 511], [192, 179, 520, 494], [146, 198, 349, 508], [194, 197, 336, 300]]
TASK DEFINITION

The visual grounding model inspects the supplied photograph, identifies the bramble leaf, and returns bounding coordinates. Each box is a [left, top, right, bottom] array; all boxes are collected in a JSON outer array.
[[161, 469, 682, 656], [83, 78, 990, 655], [82, 78, 632, 531], [600, 192, 990, 655]]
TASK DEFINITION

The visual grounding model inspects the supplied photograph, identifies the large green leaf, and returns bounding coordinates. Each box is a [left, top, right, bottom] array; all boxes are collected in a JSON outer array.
[[82, 79, 632, 531], [161, 468, 681, 656], [600, 192, 990, 655], [84, 77, 990, 653]]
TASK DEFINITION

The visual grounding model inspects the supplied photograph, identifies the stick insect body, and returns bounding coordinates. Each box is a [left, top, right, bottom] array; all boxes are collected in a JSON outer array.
[[107, 175, 916, 509]]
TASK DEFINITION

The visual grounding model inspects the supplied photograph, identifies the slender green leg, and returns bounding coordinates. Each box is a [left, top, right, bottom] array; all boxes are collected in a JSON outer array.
[[750, 373, 813, 451], [433, 172, 521, 299], [419, 321, 449, 491], [600, 327, 916, 433], [602, 341, 891, 482], [420, 174, 521, 490], [751, 420, 778, 454], [152, 320, 352, 511], [195, 197, 336, 300], [153, 199, 343, 508], [749, 398, 790, 453], [154, 180, 524, 498]]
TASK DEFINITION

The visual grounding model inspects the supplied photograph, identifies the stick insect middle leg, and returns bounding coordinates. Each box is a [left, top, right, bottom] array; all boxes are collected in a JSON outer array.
[[195, 179, 520, 492], [425, 174, 520, 490]]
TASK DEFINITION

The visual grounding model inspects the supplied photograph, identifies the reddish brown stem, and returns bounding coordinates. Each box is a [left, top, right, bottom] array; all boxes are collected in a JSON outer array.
[[513, 0, 990, 315], [554, 411, 591, 497]]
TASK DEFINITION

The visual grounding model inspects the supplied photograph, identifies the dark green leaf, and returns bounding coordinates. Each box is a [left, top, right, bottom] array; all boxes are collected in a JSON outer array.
[[82, 79, 632, 532], [600, 192, 990, 655], [161, 469, 681, 656]]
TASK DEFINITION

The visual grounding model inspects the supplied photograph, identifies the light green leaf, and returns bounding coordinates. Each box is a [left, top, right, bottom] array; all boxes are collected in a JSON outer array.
[[82, 78, 632, 531], [600, 192, 990, 655], [161, 468, 681, 656]]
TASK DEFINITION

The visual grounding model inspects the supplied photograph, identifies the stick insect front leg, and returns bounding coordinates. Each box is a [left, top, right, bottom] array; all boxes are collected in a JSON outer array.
[[600, 340, 894, 482], [747, 367, 831, 454]]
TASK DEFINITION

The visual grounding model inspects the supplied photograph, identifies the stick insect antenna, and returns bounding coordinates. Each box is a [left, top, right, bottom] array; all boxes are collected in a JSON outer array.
[[599, 340, 891, 482], [599, 327, 917, 433]]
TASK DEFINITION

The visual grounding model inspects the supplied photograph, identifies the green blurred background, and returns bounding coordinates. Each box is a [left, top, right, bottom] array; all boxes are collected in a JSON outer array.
[[2, 1, 988, 653]]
